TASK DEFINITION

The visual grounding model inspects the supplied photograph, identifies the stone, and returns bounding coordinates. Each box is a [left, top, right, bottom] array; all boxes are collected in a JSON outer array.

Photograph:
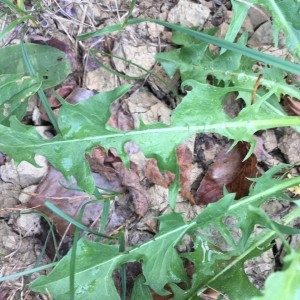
[[167, 0, 210, 28]]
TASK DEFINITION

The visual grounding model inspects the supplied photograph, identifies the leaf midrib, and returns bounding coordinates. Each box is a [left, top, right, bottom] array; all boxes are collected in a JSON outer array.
[[3, 117, 299, 150]]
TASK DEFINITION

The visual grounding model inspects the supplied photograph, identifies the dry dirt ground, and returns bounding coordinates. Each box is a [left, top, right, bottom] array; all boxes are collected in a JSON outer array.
[[1, 0, 300, 299]]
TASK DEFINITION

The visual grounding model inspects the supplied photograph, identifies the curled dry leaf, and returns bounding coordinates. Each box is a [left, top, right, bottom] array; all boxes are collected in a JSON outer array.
[[176, 144, 195, 204], [87, 147, 148, 216], [195, 141, 257, 205], [144, 158, 175, 188]]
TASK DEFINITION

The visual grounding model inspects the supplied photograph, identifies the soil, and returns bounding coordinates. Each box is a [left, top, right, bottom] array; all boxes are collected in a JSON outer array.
[[1, 0, 300, 299]]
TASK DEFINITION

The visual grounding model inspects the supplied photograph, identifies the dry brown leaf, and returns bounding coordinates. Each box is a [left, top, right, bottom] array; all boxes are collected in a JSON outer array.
[[87, 146, 121, 182], [28, 166, 104, 236], [199, 288, 230, 300], [113, 161, 148, 216], [87, 147, 148, 216], [39, 83, 76, 122], [176, 144, 195, 204], [195, 141, 257, 204], [144, 158, 175, 188]]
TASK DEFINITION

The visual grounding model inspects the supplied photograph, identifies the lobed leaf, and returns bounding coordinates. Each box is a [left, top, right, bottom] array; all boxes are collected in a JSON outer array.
[[78, 18, 300, 75], [1, 81, 300, 196], [30, 213, 192, 299], [30, 173, 300, 299], [156, 35, 300, 102], [222, 0, 250, 49], [252, 0, 300, 58]]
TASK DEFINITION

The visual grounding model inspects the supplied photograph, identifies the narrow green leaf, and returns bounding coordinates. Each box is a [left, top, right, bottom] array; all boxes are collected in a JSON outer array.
[[0, 15, 30, 42], [45, 201, 111, 238], [20, 39, 60, 132], [221, 0, 250, 53]]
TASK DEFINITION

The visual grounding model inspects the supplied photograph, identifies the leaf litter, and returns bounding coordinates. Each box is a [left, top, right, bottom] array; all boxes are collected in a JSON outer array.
[[1, 0, 300, 299]]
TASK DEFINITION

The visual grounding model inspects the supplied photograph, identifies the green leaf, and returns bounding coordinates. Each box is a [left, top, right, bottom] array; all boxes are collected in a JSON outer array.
[[181, 204, 300, 300], [252, 0, 300, 58], [156, 23, 300, 133], [222, 0, 250, 51], [1, 81, 300, 194], [0, 44, 71, 88], [195, 194, 235, 225], [30, 174, 300, 299], [252, 250, 300, 300], [181, 235, 265, 300], [31, 239, 123, 300], [78, 18, 300, 75], [0, 74, 41, 125], [156, 37, 300, 102], [131, 275, 152, 300], [30, 213, 193, 299]]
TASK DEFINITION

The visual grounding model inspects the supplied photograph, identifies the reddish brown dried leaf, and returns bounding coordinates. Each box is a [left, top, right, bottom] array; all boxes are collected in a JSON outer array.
[[49, 85, 76, 107], [28, 166, 104, 236], [195, 142, 257, 205], [86, 146, 121, 182], [145, 158, 175, 188], [87, 147, 148, 216], [113, 161, 148, 216], [176, 144, 195, 204], [39, 83, 76, 122]]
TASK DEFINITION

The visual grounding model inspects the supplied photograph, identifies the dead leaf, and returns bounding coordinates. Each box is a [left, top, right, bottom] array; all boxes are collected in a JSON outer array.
[[40, 86, 97, 123], [144, 158, 175, 188], [195, 141, 257, 204], [199, 288, 230, 300], [39, 83, 76, 122], [113, 161, 148, 216], [176, 144, 195, 204], [28, 166, 104, 236], [86, 146, 121, 182], [87, 147, 148, 216]]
